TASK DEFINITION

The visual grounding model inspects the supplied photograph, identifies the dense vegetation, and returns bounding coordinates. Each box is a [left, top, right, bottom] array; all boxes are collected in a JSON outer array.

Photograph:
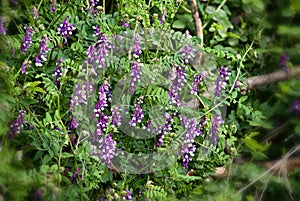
[[0, 0, 300, 200]]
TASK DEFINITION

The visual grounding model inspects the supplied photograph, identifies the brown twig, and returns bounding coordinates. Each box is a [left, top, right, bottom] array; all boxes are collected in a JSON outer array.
[[245, 67, 300, 91], [190, 0, 203, 47]]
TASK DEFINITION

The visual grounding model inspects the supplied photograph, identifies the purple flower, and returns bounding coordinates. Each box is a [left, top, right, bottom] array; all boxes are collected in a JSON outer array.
[[10, 0, 19, 5], [123, 189, 133, 200], [133, 34, 142, 58], [290, 100, 300, 116], [68, 116, 79, 130], [35, 35, 49, 67], [168, 66, 186, 107], [52, 58, 63, 86], [86, 34, 111, 69], [21, 60, 32, 74], [34, 189, 42, 201], [234, 81, 240, 89], [70, 81, 94, 111], [93, 134, 117, 167], [11, 47, 15, 55], [178, 117, 205, 171], [31, 7, 39, 19], [71, 167, 82, 184], [185, 30, 192, 38], [90, 0, 100, 7], [279, 52, 289, 71], [96, 113, 110, 133], [157, 113, 174, 147], [20, 26, 34, 54], [211, 114, 224, 145], [95, 35, 111, 68], [181, 44, 195, 64], [129, 96, 144, 127], [191, 72, 206, 95], [160, 11, 167, 24], [121, 19, 130, 28], [0, 18, 7, 35], [111, 106, 122, 127], [57, 16, 76, 39], [214, 66, 230, 97], [93, 81, 111, 117], [92, 81, 112, 135], [50, 0, 60, 12], [130, 62, 142, 93], [144, 120, 157, 133], [92, 25, 102, 37], [9, 110, 25, 139]]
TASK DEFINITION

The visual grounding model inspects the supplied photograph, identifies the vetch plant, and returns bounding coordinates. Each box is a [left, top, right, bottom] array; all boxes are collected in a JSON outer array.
[[3, 0, 299, 200]]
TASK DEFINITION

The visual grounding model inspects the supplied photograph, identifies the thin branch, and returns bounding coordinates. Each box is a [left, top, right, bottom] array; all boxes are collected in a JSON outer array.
[[244, 67, 300, 91], [190, 0, 203, 47]]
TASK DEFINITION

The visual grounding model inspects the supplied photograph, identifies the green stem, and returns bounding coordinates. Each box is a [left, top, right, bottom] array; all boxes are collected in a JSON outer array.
[[216, 0, 227, 12]]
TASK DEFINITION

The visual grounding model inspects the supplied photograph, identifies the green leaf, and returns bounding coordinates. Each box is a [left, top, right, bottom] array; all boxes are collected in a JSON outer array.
[[61, 152, 74, 158], [172, 20, 186, 29], [252, 0, 265, 12], [23, 81, 42, 89], [45, 112, 52, 122], [290, 0, 300, 11], [232, 91, 238, 99], [242, 0, 253, 3], [242, 137, 269, 153], [239, 95, 248, 103], [227, 32, 241, 39], [32, 87, 46, 93], [228, 38, 239, 46]]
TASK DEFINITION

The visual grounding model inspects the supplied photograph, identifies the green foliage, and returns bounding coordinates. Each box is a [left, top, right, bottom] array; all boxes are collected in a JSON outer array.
[[0, 0, 299, 200]]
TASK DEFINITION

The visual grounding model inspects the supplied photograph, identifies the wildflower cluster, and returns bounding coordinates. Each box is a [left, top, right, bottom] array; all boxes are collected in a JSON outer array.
[[279, 52, 289, 71], [71, 167, 82, 184], [168, 66, 186, 107], [121, 19, 130, 28], [214, 66, 230, 97], [50, 0, 60, 12], [133, 34, 142, 58], [20, 26, 34, 54], [21, 60, 32, 74], [68, 116, 79, 130], [86, 29, 111, 69], [123, 190, 133, 200], [31, 7, 39, 19], [130, 62, 142, 93], [94, 133, 117, 167], [92, 81, 118, 167], [90, 0, 100, 7], [57, 16, 76, 39], [211, 114, 224, 145], [157, 112, 175, 147], [191, 72, 206, 95], [9, 110, 26, 139], [160, 11, 166, 25], [129, 96, 144, 127], [111, 106, 122, 127], [0, 18, 7, 35], [181, 44, 195, 64], [94, 81, 111, 118], [52, 58, 63, 86], [290, 100, 300, 116], [179, 117, 206, 171], [70, 81, 94, 111], [35, 35, 50, 66]]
